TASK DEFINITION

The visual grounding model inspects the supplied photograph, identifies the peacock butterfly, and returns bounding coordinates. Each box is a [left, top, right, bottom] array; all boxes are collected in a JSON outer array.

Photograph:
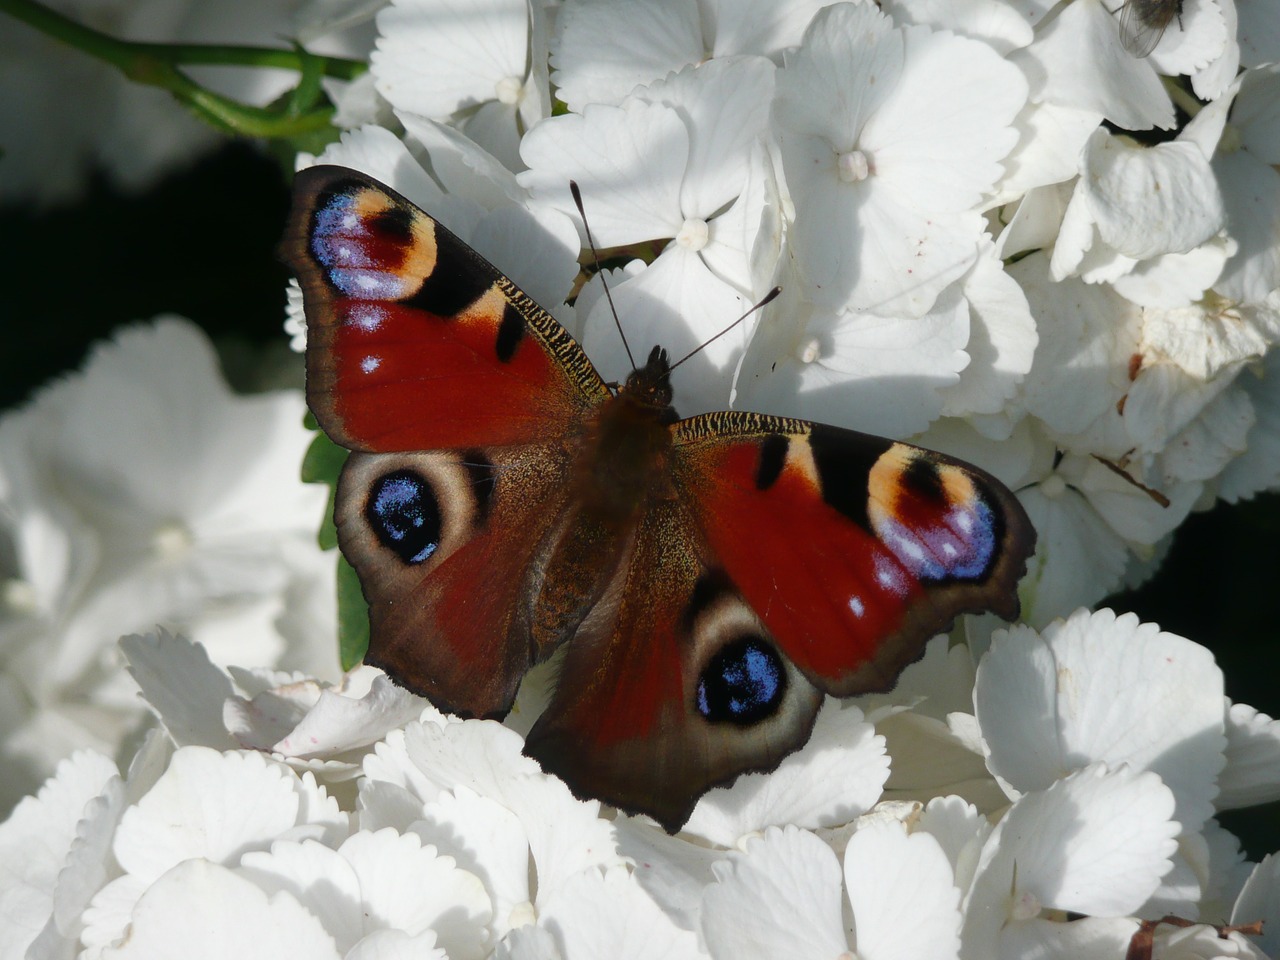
[[283, 165, 1036, 832]]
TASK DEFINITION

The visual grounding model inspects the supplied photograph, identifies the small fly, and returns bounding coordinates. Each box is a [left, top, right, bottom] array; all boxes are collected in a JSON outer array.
[[1117, 0, 1184, 58]]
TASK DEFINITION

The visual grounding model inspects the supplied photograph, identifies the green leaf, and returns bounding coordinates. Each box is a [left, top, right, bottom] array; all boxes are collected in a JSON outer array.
[[301, 427, 346, 550], [337, 555, 371, 670]]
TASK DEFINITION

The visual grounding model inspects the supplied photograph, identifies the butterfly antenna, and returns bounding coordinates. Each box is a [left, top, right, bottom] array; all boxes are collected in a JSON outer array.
[[668, 287, 781, 374], [570, 181, 636, 372]]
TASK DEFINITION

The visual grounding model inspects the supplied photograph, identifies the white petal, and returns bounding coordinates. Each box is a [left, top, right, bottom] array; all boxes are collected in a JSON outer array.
[[98, 860, 339, 960], [613, 814, 724, 931], [1232, 853, 1280, 955], [916, 796, 992, 896], [845, 819, 960, 960], [1016, 0, 1173, 131], [112, 748, 303, 884], [519, 100, 688, 245], [700, 827, 847, 959], [1218, 702, 1280, 810], [683, 703, 888, 846], [977, 609, 1226, 832], [120, 631, 238, 750], [636, 57, 775, 218], [1214, 149, 1280, 304], [1018, 481, 1130, 628], [372, 0, 531, 118], [941, 247, 1038, 417], [414, 787, 530, 936], [1077, 129, 1225, 260], [964, 764, 1177, 946], [550, 0, 703, 111], [337, 828, 491, 959], [237, 840, 363, 951], [543, 866, 704, 960], [0, 751, 118, 954]]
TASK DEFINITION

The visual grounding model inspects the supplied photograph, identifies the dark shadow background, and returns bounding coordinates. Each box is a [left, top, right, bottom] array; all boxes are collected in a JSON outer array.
[[2, 142, 1277, 863]]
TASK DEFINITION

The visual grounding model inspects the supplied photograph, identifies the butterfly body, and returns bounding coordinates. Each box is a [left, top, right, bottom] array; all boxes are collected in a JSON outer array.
[[286, 166, 1036, 831]]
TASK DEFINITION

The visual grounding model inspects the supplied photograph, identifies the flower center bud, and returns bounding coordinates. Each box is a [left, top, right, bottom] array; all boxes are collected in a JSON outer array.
[[494, 75, 523, 105], [1040, 474, 1067, 499], [1010, 890, 1042, 921], [797, 338, 821, 363], [676, 217, 710, 251], [837, 148, 870, 182], [507, 901, 537, 928], [152, 521, 193, 560], [2, 578, 38, 615]]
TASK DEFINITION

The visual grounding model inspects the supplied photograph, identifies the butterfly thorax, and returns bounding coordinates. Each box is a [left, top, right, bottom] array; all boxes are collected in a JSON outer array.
[[576, 346, 679, 522]]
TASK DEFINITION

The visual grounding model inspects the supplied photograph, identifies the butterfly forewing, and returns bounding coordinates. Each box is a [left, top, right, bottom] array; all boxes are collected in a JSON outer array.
[[284, 165, 609, 453], [673, 413, 1035, 696]]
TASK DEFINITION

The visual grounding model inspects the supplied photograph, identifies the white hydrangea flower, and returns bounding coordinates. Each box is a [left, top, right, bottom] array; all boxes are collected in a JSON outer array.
[[521, 56, 779, 411], [120, 630, 429, 787], [0, 318, 335, 812], [700, 820, 961, 960], [549, 0, 833, 112], [773, 2, 1027, 318], [373, 0, 551, 171]]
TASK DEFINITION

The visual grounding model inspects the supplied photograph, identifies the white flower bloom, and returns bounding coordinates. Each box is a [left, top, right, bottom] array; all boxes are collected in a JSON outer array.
[[682, 701, 888, 846], [1013, 0, 1226, 132], [1205, 65, 1280, 304], [1218, 347, 1280, 502], [550, 0, 832, 111], [0, 318, 334, 811], [1049, 127, 1226, 284], [700, 820, 961, 960], [962, 764, 1179, 960], [373, 0, 551, 170], [120, 631, 429, 786], [521, 57, 778, 411], [976, 609, 1227, 833], [774, 2, 1027, 318], [1218, 702, 1280, 810], [238, 829, 491, 958], [359, 716, 623, 937]]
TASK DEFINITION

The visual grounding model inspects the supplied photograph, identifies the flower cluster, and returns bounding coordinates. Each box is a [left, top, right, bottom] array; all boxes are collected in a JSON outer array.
[[5, 611, 1280, 958], [295, 0, 1280, 629], [4, 0, 1280, 957]]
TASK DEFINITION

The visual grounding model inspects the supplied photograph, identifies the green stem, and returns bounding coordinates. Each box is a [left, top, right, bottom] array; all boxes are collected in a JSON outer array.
[[0, 0, 366, 138]]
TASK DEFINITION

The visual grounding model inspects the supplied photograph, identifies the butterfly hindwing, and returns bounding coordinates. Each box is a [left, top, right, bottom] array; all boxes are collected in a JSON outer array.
[[524, 494, 824, 832], [336, 441, 579, 718], [673, 413, 1035, 696], [284, 165, 609, 452]]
